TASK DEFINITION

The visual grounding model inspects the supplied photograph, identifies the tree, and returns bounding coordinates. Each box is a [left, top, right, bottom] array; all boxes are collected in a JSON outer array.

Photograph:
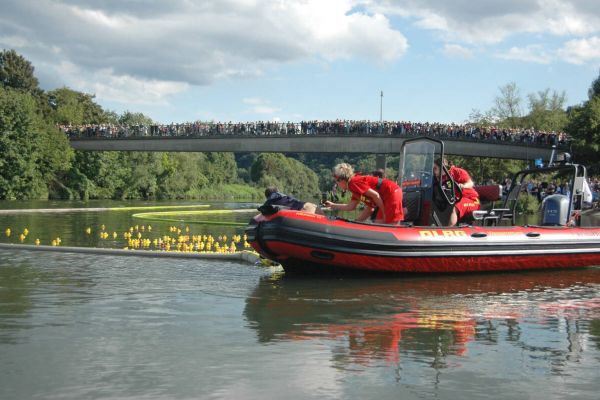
[[589, 69, 600, 100], [448, 156, 526, 184], [567, 98, 600, 169], [468, 108, 495, 126], [0, 87, 46, 199], [67, 150, 127, 199], [251, 153, 320, 201], [493, 82, 522, 127], [566, 71, 600, 171], [0, 49, 39, 92], [47, 87, 107, 125], [198, 153, 238, 185], [156, 153, 210, 199], [523, 89, 568, 132], [119, 111, 154, 126]]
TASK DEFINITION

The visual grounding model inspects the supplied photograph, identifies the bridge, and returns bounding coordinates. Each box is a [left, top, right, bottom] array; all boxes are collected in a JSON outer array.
[[69, 134, 556, 162]]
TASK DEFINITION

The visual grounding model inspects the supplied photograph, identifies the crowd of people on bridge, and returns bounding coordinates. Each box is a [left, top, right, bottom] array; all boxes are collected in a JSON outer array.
[[60, 119, 569, 148]]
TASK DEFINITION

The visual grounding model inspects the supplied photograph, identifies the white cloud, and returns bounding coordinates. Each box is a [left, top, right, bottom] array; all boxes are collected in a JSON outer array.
[[367, 0, 600, 44], [242, 98, 263, 105], [0, 35, 30, 48], [3, 0, 599, 113], [495, 45, 553, 64], [443, 44, 474, 59], [557, 36, 600, 65], [47, 61, 189, 105], [242, 97, 281, 115], [0, 0, 408, 106]]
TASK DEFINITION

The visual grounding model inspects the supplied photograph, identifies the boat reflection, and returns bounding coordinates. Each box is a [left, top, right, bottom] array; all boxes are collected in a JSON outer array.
[[244, 268, 600, 368]]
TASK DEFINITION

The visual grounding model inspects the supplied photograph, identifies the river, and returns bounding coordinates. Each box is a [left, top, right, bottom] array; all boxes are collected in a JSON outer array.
[[1, 201, 600, 399]]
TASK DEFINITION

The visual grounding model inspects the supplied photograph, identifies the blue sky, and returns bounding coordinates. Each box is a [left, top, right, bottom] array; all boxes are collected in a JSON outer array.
[[1, 0, 599, 124]]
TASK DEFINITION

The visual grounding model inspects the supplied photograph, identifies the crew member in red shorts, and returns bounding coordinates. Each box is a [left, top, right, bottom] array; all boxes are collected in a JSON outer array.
[[325, 163, 404, 224], [434, 159, 480, 226]]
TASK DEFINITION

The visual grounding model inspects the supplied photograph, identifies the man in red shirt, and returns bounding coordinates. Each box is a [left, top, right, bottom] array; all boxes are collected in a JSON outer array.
[[324, 163, 404, 224], [434, 160, 480, 225]]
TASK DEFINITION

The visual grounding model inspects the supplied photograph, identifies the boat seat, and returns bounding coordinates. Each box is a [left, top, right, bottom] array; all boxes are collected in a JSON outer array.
[[402, 190, 421, 223], [474, 185, 503, 202], [471, 184, 514, 226]]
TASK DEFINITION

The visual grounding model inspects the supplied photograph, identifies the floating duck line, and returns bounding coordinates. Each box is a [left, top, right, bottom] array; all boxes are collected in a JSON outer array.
[[0, 204, 211, 214], [0, 242, 261, 264], [132, 209, 255, 226], [2, 210, 267, 266]]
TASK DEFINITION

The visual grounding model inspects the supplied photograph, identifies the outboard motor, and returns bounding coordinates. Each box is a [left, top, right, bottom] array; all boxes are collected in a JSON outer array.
[[541, 194, 569, 226]]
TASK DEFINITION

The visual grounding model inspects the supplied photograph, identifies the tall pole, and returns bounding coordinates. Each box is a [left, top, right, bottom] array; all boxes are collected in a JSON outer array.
[[377, 90, 385, 171], [380, 90, 383, 123], [379, 90, 383, 134]]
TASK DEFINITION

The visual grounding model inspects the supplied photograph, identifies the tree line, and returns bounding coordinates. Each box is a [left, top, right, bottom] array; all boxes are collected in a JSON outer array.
[[0, 50, 321, 201], [1, 49, 599, 202]]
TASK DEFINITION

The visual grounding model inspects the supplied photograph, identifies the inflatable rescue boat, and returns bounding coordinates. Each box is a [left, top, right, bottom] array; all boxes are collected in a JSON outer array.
[[246, 138, 600, 274]]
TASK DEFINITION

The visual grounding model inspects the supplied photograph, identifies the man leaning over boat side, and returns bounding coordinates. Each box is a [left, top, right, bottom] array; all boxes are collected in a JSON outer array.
[[255, 186, 320, 219], [324, 163, 404, 225]]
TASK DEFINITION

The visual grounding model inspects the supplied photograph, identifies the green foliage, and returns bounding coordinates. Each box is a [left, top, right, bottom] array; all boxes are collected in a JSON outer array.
[[251, 153, 321, 201], [68, 151, 126, 199], [191, 183, 264, 201], [468, 109, 495, 125], [493, 82, 522, 127], [47, 87, 108, 125], [0, 87, 53, 199], [2, 50, 600, 202], [0, 49, 39, 92], [119, 111, 154, 126], [588, 71, 600, 99], [1, 51, 303, 201], [522, 89, 568, 132], [157, 153, 208, 199], [515, 194, 540, 215], [566, 71, 600, 171], [449, 156, 527, 184], [199, 153, 238, 186]]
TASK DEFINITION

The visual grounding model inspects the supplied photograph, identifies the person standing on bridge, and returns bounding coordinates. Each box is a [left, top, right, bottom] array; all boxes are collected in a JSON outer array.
[[325, 163, 403, 224], [433, 159, 480, 226]]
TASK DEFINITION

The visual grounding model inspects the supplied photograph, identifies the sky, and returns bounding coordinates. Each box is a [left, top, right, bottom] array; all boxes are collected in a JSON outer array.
[[1, 0, 599, 125]]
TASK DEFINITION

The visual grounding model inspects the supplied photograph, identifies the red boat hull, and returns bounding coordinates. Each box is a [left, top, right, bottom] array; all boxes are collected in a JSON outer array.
[[246, 210, 600, 274]]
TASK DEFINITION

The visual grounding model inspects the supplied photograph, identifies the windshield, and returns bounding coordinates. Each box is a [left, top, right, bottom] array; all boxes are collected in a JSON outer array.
[[400, 140, 438, 189]]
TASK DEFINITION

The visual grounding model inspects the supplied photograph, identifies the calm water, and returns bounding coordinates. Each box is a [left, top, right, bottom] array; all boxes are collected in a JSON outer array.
[[1, 201, 600, 399]]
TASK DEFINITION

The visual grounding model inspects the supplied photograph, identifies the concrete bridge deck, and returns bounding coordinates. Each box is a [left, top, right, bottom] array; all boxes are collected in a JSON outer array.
[[70, 134, 557, 161]]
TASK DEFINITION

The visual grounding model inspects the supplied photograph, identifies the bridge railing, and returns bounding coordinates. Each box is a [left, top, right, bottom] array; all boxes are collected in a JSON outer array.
[[62, 121, 569, 149]]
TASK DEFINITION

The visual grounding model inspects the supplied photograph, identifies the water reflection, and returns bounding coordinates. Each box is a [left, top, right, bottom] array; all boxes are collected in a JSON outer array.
[[245, 269, 600, 372], [0, 252, 98, 344]]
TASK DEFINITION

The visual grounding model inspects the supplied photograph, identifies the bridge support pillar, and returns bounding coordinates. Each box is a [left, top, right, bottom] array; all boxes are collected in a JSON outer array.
[[375, 154, 387, 172]]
